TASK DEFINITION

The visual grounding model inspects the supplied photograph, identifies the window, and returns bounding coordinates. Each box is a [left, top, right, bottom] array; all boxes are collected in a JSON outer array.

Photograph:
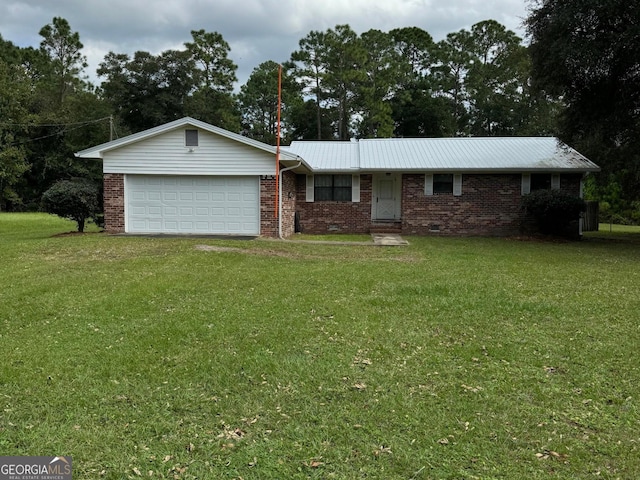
[[314, 174, 352, 201], [426, 174, 462, 196], [185, 129, 199, 147], [531, 174, 551, 191], [433, 174, 454, 194]]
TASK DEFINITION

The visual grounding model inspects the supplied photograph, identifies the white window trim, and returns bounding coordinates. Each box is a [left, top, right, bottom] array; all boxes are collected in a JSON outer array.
[[521, 174, 531, 195], [308, 174, 360, 203], [306, 174, 314, 202], [425, 174, 434, 196], [453, 174, 462, 196], [426, 173, 461, 196], [352, 174, 360, 203], [551, 174, 561, 190]]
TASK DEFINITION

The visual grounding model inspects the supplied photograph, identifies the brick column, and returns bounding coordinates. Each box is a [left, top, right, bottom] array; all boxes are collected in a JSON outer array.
[[103, 174, 125, 233]]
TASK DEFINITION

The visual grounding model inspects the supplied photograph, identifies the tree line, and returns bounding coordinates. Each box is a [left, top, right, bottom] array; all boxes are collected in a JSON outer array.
[[0, 3, 638, 222]]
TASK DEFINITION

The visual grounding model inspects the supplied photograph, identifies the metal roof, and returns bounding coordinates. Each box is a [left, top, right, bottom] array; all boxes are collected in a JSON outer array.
[[76, 118, 598, 174], [287, 137, 600, 173], [281, 141, 360, 171]]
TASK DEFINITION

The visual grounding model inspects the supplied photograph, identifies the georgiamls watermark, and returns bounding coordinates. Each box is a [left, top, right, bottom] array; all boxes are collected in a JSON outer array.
[[0, 457, 72, 480]]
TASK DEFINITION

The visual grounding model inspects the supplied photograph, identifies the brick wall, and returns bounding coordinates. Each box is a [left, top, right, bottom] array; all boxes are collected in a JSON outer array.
[[402, 174, 522, 236], [103, 173, 125, 233], [102, 172, 584, 237], [294, 174, 373, 234], [260, 177, 278, 237], [280, 170, 297, 237], [260, 171, 298, 238], [402, 173, 584, 236]]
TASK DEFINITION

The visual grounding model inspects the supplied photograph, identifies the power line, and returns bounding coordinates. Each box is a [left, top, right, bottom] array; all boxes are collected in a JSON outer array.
[[0, 116, 111, 128], [1, 116, 113, 147]]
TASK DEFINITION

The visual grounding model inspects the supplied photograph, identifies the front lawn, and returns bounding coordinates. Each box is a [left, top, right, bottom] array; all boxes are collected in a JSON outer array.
[[1, 213, 639, 479]]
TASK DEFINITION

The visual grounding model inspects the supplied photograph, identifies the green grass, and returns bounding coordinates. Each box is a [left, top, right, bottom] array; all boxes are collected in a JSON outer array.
[[1, 213, 639, 479], [289, 233, 373, 243]]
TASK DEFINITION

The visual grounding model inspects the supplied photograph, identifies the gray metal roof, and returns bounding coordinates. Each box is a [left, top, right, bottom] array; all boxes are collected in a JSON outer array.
[[287, 137, 600, 173], [281, 141, 360, 171]]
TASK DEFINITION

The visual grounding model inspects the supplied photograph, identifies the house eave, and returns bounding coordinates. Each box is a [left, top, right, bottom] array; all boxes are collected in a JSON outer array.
[[310, 167, 601, 174]]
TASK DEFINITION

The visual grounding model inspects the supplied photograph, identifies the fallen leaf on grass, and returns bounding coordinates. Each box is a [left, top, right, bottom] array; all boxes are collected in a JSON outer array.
[[303, 459, 324, 468], [353, 356, 372, 366], [374, 446, 392, 456], [132, 467, 142, 476], [461, 384, 483, 393], [353, 382, 367, 390], [536, 450, 568, 460], [218, 426, 245, 440]]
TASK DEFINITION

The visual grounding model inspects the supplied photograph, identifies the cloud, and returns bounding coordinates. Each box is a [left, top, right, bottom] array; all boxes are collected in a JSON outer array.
[[0, 0, 528, 87]]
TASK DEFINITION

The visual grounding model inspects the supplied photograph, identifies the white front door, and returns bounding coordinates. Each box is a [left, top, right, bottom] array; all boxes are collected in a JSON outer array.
[[373, 174, 400, 221]]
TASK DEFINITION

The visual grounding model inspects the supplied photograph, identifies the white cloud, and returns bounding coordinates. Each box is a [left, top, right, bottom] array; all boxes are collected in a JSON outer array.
[[0, 0, 528, 88]]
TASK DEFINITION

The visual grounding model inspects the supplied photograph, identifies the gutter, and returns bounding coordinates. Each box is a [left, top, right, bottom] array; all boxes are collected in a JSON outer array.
[[278, 161, 302, 239]]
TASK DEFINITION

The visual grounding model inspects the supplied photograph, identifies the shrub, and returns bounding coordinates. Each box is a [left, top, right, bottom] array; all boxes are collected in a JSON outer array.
[[41, 180, 100, 232], [522, 189, 586, 237]]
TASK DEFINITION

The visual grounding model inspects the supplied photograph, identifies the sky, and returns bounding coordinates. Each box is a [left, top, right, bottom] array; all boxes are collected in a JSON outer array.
[[0, 0, 531, 88]]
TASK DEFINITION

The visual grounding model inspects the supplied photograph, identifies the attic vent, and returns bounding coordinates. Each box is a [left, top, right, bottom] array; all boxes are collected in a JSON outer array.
[[185, 129, 198, 147]]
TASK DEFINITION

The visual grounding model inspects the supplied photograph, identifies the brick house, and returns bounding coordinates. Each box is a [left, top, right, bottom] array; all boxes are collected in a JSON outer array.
[[76, 117, 600, 238]]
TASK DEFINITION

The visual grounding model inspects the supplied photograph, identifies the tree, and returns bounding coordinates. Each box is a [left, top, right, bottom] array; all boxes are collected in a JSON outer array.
[[184, 29, 240, 130], [0, 37, 31, 210], [388, 27, 453, 137], [185, 29, 236, 92], [323, 25, 367, 140], [290, 30, 332, 139], [464, 20, 528, 136], [356, 29, 403, 138], [41, 179, 100, 232], [38, 17, 87, 105], [526, 0, 640, 204], [238, 61, 303, 144], [389, 27, 435, 82], [98, 49, 197, 132], [432, 30, 474, 134]]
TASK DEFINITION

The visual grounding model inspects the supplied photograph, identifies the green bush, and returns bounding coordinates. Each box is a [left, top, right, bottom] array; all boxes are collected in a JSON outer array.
[[522, 189, 586, 237], [41, 180, 100, 232]]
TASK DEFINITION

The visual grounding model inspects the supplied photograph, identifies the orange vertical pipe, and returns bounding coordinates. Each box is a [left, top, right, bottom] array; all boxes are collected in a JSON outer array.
[[274, 64, 282, 218]]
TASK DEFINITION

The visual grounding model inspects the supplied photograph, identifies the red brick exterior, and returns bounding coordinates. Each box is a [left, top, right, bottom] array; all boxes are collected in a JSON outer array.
[[294, 174, 373, 234], [103, 172, 583, 237], [259, 171, 298, 238], [260, 177, 278, 237], [293, 173, 583, 236], [402, 174, 523, 236], [280, 170, 297, 237], [103, 173, 125, 233]]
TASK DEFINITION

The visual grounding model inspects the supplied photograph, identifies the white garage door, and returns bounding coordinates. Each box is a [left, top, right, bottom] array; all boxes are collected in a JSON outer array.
[[126, 175, 260, 235]]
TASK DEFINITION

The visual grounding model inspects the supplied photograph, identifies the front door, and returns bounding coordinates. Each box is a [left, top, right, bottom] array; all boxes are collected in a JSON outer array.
[[374, 174, 400, 221]]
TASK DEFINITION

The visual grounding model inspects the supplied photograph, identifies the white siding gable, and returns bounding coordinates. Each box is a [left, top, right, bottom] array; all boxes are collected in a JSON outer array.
[[103, 128, 277, 176]]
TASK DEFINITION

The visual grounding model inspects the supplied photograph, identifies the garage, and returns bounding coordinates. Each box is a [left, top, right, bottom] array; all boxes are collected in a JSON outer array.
[[126, 175, 260, 235]]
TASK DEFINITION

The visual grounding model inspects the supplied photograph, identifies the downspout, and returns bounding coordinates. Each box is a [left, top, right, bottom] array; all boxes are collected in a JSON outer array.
[[278, 161, 302, 239]]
